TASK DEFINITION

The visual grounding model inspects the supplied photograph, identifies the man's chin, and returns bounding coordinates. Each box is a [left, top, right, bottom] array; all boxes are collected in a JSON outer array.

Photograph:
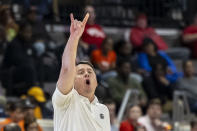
[[85, 86, 93, 92]]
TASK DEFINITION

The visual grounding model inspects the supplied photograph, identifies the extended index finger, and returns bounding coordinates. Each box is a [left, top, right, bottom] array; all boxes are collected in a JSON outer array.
[[82, 13, 89, 26], [70, 13, 74, 23]]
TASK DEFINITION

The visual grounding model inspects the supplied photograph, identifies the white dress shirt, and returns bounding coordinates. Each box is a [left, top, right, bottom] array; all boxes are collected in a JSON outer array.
[[52, 88, 111, 131]]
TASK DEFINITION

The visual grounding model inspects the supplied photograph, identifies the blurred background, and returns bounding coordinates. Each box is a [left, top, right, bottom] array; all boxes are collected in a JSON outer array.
[[0, 0, 197, 131]]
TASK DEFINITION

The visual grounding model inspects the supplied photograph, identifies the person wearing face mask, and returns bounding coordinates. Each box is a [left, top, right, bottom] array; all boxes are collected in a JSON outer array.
[[2, 22, 38, 96], [120, 104, 145, 131]]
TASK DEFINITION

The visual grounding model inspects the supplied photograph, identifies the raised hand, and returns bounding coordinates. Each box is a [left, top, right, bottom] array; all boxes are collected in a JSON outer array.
[[70, 13, 89, 39]]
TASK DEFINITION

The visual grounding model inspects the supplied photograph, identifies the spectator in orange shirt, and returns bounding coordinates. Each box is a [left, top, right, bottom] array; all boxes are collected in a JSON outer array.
[[120, 104, 144, 131], [91, 37, 116, 73], [0, 99, 25, 131]]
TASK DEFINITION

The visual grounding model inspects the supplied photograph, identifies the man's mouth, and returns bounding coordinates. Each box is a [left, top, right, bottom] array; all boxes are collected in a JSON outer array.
[[86, 79, 90, 85]]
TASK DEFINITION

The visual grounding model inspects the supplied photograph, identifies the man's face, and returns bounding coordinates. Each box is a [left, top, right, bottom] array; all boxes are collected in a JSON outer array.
[[148, 104, 162, 119], [120, 43, 132, 55], [184, 61, 194, 77], [74, 64, 97, 98], [136, 18, 147, 29], [192, 124, 197, 131], [85, 6, 96, 24], [10, 108, 24, 122], [103, 38, 113, 52], [119, 62, 131, 78], [24, 108, 35, 118], [144, 43, 155, 55], [28, 11, 37, 23], [20, 25, 32, 42], [128, 106, 142, 121]]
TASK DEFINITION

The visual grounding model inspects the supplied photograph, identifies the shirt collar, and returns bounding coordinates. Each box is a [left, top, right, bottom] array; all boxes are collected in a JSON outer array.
[[75, 90, 99, 105]]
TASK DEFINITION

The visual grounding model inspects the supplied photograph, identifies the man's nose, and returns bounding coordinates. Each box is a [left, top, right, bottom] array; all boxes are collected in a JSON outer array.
[[84, 72, 90, 78]]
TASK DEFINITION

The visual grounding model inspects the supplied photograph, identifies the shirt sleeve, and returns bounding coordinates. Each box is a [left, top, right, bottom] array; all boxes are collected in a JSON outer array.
[[52, 87, 74, 109]]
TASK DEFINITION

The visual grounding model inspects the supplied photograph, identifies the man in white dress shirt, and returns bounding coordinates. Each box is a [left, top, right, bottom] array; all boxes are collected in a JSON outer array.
[[52, 13, 110, 131]]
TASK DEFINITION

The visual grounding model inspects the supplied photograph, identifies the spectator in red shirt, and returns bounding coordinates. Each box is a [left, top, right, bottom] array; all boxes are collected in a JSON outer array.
[[91, 37, 116, 73], [130, 13, 168, 51], [183, 14, 197, 58], [120, 104, 144, 131], [81, 5, 106, 49]]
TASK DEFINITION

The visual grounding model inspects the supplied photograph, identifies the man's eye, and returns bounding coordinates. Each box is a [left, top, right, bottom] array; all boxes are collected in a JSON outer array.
[[79, 71, 84, 74], [88, 71, 92, 74]]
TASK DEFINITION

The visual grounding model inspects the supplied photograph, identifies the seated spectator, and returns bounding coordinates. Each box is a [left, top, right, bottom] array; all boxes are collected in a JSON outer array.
[[130, 13, 168, 52], [22, 98, 43, 131], [81, 5, 106, 49], [138, 38, 182, 83], [115, 40, 139, 73], [191, 119, 197, 131], [183, 13, 197, 58], [24, 117, 40, 131], [120, 104, 145, 131], [142, 64, 174, 109], [26, 7, 50, 42], [1, 22, 38, 96], [3, 123, 21, 131], [0, 99, 25, 131], [107, 59, 147, 109], [27, 86, 52, 119], [104, 99, 119, 131], [26, 7, 59, 83], [177, 60, 197, 113], [0, 6, 19, 42], [138, 99, 171, 131], [91, 37, 116, 73]]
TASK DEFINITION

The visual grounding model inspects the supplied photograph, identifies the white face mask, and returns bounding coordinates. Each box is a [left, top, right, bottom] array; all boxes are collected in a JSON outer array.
[[33, 41, 46, 56]]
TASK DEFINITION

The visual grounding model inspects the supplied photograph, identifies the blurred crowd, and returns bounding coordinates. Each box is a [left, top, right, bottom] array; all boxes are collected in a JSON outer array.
[[0, 1, 197, 131]]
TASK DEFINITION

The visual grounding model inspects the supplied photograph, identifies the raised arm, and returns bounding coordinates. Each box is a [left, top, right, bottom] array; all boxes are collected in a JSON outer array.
[[57, 13, 89, 95]]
